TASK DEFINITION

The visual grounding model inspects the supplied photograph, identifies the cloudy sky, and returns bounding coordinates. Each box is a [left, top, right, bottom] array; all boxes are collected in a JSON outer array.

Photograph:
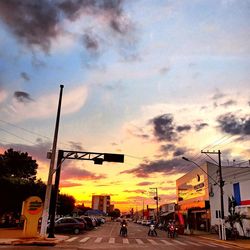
[[0, 0, 249, 212]]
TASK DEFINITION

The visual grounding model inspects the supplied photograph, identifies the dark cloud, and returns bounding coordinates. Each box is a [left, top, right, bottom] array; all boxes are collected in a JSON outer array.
[[82, 33, 99, 52], [212, 90, 225, 100], [67, 141, 83, 151], [195, 122, 208, 131], [0, 0, 60, 52], [20, 72, 30, 81], [176, 125, 191, 132], [150, 114, 177, 142], [217, 113, 250, 135], [123, 189, 146, 193], [120, 158, 193, 178], [220, 99, 237, 108], [160, 144, 176, 153], [14, 91, 33, 103], [61, 166, 106, 181], [0, 0, 133, 53], [173, 147, 186, 157], [137, 182, 155, 186]]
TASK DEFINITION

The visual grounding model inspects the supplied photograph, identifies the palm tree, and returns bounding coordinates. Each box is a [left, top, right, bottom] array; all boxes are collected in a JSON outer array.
[[226, 196, 247, 238]]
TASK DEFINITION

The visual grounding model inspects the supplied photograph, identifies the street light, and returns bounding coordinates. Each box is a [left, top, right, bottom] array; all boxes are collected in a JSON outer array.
[[48, 150, 124, 238], [149, 187, 159, 222], [182, 156, 226, 240]]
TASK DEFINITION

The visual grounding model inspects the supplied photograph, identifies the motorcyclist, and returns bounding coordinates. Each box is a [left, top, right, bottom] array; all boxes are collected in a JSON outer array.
[[120, 219, 128, 236], [148, 220, 157, 236], [167, 220, 176, 238]]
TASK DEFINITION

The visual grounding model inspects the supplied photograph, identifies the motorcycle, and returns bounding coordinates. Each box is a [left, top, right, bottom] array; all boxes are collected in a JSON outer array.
[[120, 223, 127, 237], [148, 224, 157, 236], [167, 223, 178, 238]]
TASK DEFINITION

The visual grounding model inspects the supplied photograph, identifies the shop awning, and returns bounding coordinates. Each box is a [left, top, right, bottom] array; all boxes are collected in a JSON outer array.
[[160, 211, 174, 217]]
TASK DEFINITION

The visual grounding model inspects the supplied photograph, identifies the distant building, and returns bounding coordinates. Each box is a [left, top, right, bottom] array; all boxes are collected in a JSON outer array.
[[92, 195, 111, 214]]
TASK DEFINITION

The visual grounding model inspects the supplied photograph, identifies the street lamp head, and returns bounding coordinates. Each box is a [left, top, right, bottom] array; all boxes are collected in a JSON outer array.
[[182, 156, 189, 162]]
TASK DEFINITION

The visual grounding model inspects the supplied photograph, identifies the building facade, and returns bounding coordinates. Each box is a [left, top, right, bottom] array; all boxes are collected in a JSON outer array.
[[92, 195, 111, 214], [176, 161, 250, 236]]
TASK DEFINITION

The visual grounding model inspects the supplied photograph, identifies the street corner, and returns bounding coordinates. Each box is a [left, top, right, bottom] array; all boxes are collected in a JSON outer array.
[[0, 239, 18, 245], [7, 235, 69, 246]]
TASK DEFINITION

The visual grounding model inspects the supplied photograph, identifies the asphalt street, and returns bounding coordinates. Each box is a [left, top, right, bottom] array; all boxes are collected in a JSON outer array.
[[0, 221, 242, 250]]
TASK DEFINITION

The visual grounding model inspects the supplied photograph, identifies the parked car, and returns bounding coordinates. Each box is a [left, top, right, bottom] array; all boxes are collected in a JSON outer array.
[[80, 216, 95, 229], [48, 217, 85, 235]]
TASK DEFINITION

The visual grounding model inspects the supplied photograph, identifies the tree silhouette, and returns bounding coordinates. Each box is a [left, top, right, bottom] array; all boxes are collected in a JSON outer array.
[[0, 148, 45, 219], [0, 148, 37, 180]]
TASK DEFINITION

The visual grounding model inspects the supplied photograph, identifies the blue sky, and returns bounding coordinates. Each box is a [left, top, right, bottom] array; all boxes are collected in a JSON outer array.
[[0, 0, 249, 211]]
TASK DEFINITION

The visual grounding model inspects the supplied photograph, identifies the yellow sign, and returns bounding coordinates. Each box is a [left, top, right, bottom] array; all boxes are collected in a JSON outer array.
[[22, 196, 43, 238]]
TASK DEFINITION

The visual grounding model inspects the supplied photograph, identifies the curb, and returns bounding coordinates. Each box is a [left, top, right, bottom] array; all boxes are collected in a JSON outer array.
[[0, 236, 69, 246], [196, 235, 250, 249]]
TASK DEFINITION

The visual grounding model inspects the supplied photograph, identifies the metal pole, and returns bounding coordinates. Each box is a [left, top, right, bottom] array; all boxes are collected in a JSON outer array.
[[218, 150, 226, 240], [40, 85, 64, 237], [142, 198, 144, 219], [218, 150, 224, 220], [156, 188, 159, 221], [48, 150, 64, 238]]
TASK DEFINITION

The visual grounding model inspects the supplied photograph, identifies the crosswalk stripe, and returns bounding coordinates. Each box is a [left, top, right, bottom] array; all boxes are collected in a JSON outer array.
[[66, 237, 78, 242], [123, 238, 129, 244], [188, 241, 202, 246], [79, 237, 90, 243], [160, 240, 174, 245], [94, 237, 102, 243], [208, 242, 231, 248], [109, 237, 115, 244], [199, 242, 217, 247], [171, 239, 187, 245], [135, 239, 144, 244], [147, 239, 158, 245]]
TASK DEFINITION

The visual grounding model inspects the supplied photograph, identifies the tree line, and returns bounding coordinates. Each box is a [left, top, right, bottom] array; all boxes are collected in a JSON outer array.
[[0, 148, 76, 224]]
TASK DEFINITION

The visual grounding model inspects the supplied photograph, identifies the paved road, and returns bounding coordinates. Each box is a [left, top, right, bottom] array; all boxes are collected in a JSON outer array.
[[0, 221, 241, 250], [58, 221, 240, 249]]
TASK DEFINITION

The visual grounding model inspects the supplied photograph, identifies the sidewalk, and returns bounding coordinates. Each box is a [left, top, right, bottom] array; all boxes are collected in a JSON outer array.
[[0, 227, 68, 245], [186, 230, 250, 249]]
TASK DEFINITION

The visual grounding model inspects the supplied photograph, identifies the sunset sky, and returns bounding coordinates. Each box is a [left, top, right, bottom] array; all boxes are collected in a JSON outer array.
[[0, 0, 249, 212]]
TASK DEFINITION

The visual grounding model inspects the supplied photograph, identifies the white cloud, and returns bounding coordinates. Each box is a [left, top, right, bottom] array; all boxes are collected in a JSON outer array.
[[0, 89, 7, 103], [3, 85, 88, 122]]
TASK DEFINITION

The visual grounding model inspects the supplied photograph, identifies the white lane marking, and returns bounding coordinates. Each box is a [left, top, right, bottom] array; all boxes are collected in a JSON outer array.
[[161, 239, 174, 245], [135, 239, 144, 245], [94, 237, 102, 243], [66, 237, 78, 242], [171, 239, 187, 245], [188, 241, 202, 246], [147, 239, 158, 245], [123, 238, 129, 244], [79, 237, 90, 243], [109, 237, 115, 244], [208, 242, 232, 248], [199, 242, 217, 247]]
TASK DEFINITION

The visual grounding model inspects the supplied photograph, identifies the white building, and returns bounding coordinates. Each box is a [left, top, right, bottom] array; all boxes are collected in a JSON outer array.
[[92, 195, 111, 214], [176, 161, 250, 236]]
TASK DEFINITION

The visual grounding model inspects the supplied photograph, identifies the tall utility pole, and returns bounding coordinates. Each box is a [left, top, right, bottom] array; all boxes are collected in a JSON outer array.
[[150, 187, 159, 221], [201, 149, 225, 240], [40, 85, 64, 237], [141, 191, 146, 219]]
